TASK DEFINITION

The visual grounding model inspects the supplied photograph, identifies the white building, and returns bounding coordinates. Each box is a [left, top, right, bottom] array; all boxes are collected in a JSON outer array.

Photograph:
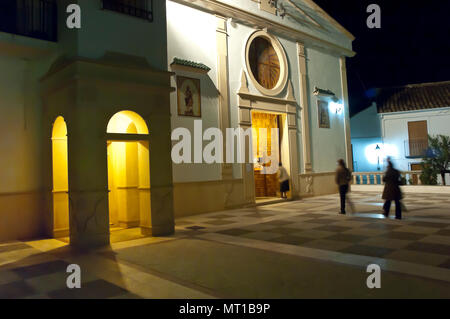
[[351, 81, 450, 184], [0, 0, 355, 246]]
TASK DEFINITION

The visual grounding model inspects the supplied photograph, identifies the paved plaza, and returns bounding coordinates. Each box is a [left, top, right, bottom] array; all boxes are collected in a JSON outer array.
[[0, 191, 449, 299]]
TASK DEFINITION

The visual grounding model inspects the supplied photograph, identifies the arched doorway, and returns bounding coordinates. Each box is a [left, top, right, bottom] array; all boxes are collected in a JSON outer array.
[[106, 111, 151, 239], [52, 116, 69, 237]]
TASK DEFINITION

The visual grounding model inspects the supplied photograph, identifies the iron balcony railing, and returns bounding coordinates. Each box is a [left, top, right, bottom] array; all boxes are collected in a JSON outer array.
[[0, 0, 57, 42], [405, 138, 428, 158], [102, 0, 153, 21]]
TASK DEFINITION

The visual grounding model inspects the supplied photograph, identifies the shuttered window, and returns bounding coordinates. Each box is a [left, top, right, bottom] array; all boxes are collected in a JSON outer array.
[[407, 121, 428, 157]]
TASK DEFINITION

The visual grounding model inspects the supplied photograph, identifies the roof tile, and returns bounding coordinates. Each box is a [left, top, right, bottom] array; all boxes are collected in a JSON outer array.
[[376, 81, 450, 113]]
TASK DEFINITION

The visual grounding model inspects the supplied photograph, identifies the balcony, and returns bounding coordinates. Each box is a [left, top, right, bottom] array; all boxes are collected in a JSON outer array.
[[102, 0, 153, 21], [0, 0, 57, 42], [405, 138, 428, 158]]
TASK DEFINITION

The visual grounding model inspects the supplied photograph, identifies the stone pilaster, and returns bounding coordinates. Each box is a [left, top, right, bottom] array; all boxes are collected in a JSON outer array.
[[286, 106, 300, 198], [216, 15, 233, 179], [67, 102, 110, 248], [148, 112, 175, 236], [340, 57, 353, 171], [297, 43, 312, 173]]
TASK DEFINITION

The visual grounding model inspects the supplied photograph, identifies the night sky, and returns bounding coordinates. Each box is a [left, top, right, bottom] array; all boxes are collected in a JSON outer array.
[[312, 0, 450, 116]]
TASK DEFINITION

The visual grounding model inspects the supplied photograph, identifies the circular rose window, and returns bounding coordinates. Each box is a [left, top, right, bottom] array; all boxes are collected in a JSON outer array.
[[245, 31, 288, 96], [249, 37, 280, 90]]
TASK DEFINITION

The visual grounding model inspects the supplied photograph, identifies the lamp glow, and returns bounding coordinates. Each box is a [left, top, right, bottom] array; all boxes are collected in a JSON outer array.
[[364, 143, 399, 166], [329, 101, 344, 114]]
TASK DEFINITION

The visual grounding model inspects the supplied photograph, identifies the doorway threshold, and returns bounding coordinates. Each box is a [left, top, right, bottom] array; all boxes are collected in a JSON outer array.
[[255, 197, 290, 206]]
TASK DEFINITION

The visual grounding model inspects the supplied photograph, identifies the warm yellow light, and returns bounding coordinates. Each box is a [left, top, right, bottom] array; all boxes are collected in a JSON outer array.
[[107, 110, 151, 232], [52, 116, 69, 236], [107, 111, 149, 134]]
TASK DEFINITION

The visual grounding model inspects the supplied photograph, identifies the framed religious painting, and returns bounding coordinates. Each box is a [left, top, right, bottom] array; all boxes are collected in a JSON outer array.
[[176, 76, 201, 117], [318, 100, 330, 129]]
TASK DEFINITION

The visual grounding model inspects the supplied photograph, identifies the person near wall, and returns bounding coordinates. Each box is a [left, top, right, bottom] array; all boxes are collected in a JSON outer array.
[[335, 159, 352, 214], [382, 158, 403, 220], [277, 162, 290, 199]]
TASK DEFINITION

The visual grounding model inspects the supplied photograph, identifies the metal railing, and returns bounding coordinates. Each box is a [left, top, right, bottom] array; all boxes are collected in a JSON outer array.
[[102, 0, 153, 21], [405, 138, 428, 158], [353, 171, 423, 185], [0, 0, 57, 42]]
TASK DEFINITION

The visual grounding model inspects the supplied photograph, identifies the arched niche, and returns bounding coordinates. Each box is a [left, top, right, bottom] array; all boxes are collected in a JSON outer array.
[[106, 111, 151, 237], [52, 116, 69, 237]]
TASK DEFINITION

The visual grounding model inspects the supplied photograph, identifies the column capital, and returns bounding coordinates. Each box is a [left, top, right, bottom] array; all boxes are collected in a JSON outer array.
[[216, 15, 228, 33], [297, 42, 306, 57]]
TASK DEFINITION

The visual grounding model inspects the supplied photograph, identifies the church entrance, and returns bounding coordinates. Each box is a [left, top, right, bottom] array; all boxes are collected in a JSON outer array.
[[106, 111, 151, 242], [251, 111, 289, 200]]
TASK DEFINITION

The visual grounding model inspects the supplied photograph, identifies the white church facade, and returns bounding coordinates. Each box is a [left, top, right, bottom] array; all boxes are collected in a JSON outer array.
[[0, 0, 355, 246]]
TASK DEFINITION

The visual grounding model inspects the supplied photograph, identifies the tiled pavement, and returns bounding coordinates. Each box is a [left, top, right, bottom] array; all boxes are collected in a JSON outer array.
[[0, 191, 449, 298], [176, 192, 450, 269]]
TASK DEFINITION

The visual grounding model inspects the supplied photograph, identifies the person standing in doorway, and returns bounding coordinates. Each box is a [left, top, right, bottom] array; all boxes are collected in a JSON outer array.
[[335, 159, 352, 214], [382, 158, 403, 220], [277, 163, 290, 199]]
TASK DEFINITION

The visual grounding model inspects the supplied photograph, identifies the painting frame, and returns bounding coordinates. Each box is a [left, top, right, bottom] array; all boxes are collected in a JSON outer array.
[[176, 76, 202, 118], [318, 100, 330, 129]]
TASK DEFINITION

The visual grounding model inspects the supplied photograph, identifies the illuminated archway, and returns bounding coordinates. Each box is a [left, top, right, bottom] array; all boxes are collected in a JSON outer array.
[[107, 110, 149, 135], [52, 116, 69, 237], [107, 111, 151, 236]]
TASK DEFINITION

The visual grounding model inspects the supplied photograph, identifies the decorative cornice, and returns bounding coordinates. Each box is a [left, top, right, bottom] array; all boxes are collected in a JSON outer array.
[[313, 87, 336, 98], [238, 91, 297, 106], [170, 0, 355, 57], [301, 0, 355, 41]]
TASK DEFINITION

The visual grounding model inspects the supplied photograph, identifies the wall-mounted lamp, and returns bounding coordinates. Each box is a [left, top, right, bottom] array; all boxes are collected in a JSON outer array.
[[329, 98, 344, 114], [375, 144, 381, 170]]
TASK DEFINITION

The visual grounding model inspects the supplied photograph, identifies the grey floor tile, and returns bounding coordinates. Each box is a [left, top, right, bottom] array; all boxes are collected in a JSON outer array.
[[203, 220, 236, 226], [326, 233, 368, 243], [270, 235, 313, 246], [436, 229, 450, 237], [48, 279, 128, 299], [411, 221, 447, 228], [342, 244, 394, 258], [0, 280, 36, 299], [438, 259, 450, 269], [217, 229, 252, 236], [265, 227, 304, 235], [405, 241, 450, 256], [12, 260, 69, 279], [303, 218, 338, 224], [245, 213, 274, 218], [205, 214, 236, 219], [363, 223, 401, 231], [315, 225, 352, 233], [261, 220, 293, 226], [384, 232, 427, 241]]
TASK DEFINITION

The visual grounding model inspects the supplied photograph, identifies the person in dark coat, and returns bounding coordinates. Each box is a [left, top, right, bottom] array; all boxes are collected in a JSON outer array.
[[382, 159, 403, 219], [335, 159, 352, 214], [277, 162, 290, 199]]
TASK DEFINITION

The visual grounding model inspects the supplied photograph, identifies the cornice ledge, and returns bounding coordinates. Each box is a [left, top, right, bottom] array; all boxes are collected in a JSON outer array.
[[171, 0, 355, 57], [238, 91, 297, 106]]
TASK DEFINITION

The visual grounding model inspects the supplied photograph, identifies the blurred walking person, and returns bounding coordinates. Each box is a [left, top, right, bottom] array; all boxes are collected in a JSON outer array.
[[382, 158, 403, 220], [335, 159, 352, 215], [277, 162, 290, 199]]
